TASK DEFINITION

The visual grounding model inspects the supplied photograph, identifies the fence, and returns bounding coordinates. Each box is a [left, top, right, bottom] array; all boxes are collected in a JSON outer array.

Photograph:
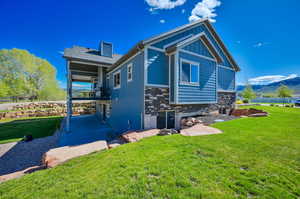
[[251, 97, 298, 103]]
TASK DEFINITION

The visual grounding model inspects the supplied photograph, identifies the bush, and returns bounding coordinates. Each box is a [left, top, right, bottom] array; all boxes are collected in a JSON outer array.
[[270, 104, 274, 106], [236, 100, 243, 104], [243, 99, 249, 104]]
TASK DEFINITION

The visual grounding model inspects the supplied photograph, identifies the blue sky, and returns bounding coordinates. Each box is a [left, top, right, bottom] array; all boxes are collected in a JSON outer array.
[[1, 0, 300, 87]]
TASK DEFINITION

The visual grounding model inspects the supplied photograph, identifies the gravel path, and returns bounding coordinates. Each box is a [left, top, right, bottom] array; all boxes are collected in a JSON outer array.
[[196, 114, 238, 126], [0, 131, 60, 176]]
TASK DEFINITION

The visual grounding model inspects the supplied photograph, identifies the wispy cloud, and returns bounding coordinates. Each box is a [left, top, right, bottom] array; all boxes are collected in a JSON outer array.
[[253, 42, 270, 48], [145, 0, 186, 11], [248, 74, 298, 85], [181, 9, 186, 14], [160, 19, 166, 23], [189, 0, 221, 23]]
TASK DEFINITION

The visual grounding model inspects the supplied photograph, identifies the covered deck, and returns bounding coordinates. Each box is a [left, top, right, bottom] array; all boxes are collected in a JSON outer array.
[[63, 46, 121, 132]]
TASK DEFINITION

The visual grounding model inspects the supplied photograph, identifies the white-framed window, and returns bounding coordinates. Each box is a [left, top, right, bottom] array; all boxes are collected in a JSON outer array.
[[180, 59, 200, 85], [113, 70, 121, 89], [127, 63, 133, 82]]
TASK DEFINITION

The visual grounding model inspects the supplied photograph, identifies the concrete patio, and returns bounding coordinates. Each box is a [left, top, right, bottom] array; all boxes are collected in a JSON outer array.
[[59, 114, 113, 146]]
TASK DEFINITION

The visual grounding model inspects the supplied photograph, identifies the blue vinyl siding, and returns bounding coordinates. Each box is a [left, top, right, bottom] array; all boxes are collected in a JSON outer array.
[[108, 52, 144, 134], [218, 67, 235, 91], [151, 23, 232, 68], [177, 51, 217, 103], [183, 39, 213, 58], [147, 48, 168, 85]]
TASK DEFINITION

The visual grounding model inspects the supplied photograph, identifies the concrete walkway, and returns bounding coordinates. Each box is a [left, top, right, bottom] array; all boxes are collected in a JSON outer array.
[[180, 124, 222, 136], [59, 115, 113, 147]]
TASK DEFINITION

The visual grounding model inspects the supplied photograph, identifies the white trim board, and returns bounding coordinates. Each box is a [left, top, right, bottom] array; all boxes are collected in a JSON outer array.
[[107, 51, 142, 75], [217, 64, 235, 71], [179, 49, 216, 62], [145, 84, 169, 88]]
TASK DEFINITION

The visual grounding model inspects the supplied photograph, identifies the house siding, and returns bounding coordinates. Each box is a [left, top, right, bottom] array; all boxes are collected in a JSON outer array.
[[182, 39, 213, 59], [107, 52, 144, 134], [218, 67, 235, 91], [147, 49, 168, 85], [151, 23, 232, 68], [177, 51, 217, 104]]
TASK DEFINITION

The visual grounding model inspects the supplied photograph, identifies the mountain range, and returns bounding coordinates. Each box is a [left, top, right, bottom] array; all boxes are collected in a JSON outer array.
[[237, 77, 300, 95]]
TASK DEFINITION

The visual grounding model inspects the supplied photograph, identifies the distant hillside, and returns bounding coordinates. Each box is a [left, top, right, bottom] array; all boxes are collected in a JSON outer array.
[[237, 77, 300, 95]]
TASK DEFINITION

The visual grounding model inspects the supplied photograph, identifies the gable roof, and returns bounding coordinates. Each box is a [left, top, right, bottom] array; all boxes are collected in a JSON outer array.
[[165, 32, 223, 63], [109, 19, 240, 72], [64, 46, 122, 66]]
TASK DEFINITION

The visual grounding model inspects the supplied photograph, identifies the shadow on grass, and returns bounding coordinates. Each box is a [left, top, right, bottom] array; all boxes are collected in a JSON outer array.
[[0, 117, 63, 144]]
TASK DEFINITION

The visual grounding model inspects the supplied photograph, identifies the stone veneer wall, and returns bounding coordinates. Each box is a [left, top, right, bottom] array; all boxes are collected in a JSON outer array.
[[217, 92, 236, 108], [145, 87, 236, 116]]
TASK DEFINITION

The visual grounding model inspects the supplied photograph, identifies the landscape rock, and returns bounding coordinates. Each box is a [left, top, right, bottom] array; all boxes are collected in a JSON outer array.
[[43, 140, 108, 168], [158, 129, 178, 136], [121, 129, 160, 143], [108, 139, 126, 149], [230, 108, 268, 117]]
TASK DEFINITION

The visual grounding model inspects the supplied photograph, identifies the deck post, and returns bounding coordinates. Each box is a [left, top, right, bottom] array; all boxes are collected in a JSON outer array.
[[66, 60, 72, 132]]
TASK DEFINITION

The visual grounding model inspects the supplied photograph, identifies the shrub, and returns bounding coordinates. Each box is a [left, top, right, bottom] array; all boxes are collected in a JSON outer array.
[[243, 99, 249, 104], [236, 100, 243, 104]]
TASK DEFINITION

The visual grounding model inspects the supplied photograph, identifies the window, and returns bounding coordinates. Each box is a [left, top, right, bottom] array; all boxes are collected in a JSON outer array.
[[127, 63, 133, 82], [180, 60, 199, 85], [113, 71, 121, 89]]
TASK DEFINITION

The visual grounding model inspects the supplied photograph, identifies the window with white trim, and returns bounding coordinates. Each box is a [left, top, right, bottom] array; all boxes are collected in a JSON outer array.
[[180, 60, 199, 85], [113, 71, 121, 89], [127, 63, 133, 82]]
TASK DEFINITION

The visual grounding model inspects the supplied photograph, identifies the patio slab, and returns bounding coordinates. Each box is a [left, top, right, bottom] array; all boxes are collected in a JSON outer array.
[[59, 115, 112, 146], [180, 124, 222, 136]]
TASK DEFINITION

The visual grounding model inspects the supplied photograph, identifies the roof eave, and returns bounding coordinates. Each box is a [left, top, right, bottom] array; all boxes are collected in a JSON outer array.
[[204, 21, 241, 72]]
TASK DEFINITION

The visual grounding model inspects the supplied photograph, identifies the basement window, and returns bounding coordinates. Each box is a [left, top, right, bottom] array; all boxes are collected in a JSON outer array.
[[113, 71, 121, 89]]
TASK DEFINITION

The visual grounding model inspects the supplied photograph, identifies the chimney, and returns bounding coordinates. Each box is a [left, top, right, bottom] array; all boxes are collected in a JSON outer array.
[[99, 41, 113, 58]]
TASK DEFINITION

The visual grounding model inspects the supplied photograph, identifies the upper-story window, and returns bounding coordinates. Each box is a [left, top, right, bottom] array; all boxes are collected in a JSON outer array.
[[113, 71, 121, 89], [180, 59, 199, 85], [127, 63, 133, 82]]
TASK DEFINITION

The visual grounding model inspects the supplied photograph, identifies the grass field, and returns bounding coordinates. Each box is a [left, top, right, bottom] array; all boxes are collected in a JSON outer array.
[[0, 106, 299, 198], [0, 116, 62, 144]]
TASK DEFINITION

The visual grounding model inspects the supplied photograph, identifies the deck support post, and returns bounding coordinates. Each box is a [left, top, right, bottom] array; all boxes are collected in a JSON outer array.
[[66, 60, 72, 132]]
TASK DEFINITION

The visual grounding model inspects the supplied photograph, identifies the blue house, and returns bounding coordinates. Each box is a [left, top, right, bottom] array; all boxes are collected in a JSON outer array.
[[63, 19, 240, 133]]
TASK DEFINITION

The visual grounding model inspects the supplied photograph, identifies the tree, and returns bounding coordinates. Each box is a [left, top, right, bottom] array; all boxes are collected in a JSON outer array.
[[277, 84, 293, 105], [0, 48, 66, 101], [242, 84, 256, 103]]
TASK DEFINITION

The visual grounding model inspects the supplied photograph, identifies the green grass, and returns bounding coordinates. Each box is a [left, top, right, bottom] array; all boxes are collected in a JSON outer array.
[[0, 107, 300, 199], [0, 116, 62, 144]]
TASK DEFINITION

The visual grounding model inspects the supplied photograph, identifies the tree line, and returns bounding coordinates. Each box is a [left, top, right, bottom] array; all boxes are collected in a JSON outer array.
[[242, 84, 294, 103], [0, 48, 65, 101]]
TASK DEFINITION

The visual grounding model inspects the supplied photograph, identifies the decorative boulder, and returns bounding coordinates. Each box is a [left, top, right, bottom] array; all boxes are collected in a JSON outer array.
[[158, 129, 178, 136], [185, 121, 194, 127]]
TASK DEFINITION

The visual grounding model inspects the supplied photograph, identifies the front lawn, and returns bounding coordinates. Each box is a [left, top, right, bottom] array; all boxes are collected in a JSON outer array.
[[0, 106, 299, 198], [0, 116, 62, 144]]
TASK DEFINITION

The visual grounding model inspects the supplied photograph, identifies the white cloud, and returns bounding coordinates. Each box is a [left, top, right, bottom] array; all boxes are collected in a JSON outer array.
[[182, 9, 186, 13], [253, 42, 270, 48], [248, 74, 298, 85], [145, 0, 186, 10], [189, 0, 221, 23], [160, 19, 166, 23]]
